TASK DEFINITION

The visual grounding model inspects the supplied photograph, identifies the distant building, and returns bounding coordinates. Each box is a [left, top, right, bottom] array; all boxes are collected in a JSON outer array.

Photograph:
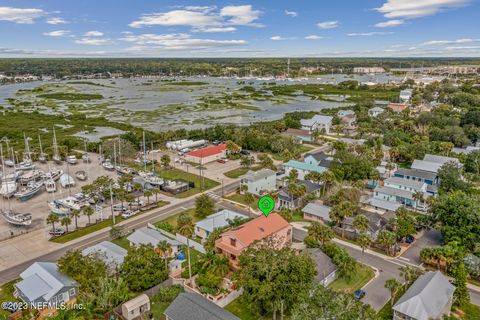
[[393, 271, 455, 320], [194, 209, 249, 240], [300, 115, 333, 134], [14, 262, 79, 309], [282, 128, 312, 143], [81, 241, 127, 271], [240, 169, 277, 196], [368, 106, 384, 117], [127, 227, 181, 256], [386, 103, 408, 113], [215, 213, 291, 269], [342, 211, 387, 240], [277, 180, 321, 210], [353, 67, 386, 74], [373, 177, 430, 211], [185, 144, 226, 164], [165, 292, 240, 320], [399, 89, 413, 102], [302, 201, 332, 224]]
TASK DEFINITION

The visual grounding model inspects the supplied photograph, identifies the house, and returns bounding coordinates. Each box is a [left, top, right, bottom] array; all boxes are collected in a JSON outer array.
[[215, 213, 292, 269], [277, 180, 321, 210], [14, 262, 79, 309], [302, 200, 332, 224], [411, 154, 460, 174], [304, 152, 334, 168], [337, 110, 355, 118], [308, 248, 338, 286], [184, 144, 226, 164], [300, 115, 333, 134], [127, 227, 181, 256], [240, 169, 277, 196], [283, 160, 327, 180], [282, 128, 312, 143], [452, 145, 480, 155], [340, 114, 357, 131], [342, 211, 387, 240], [81, 241, 127, 271], [164, 292, 240, 320], [122, 294, 150, 320], [399, 89, 413, 102], [194, 209, 249, 240], [368, 106, 384, 117], [386, 103, 408, 113], [373, 177, 430, 211], [393, 271, 455, 320], [394, 167, 438, 186]]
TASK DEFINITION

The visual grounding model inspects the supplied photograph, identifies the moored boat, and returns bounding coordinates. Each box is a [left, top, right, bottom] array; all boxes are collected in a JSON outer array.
[[0, 181, 17, 198], [44, 179, 56, 193], [43, 168, 63, 182], [59, 174, 75, 188], [19, 169, 44, 185], [75, 170, 88, 181], [1, 210, 32, 226], [48, 200, 70, 215], [14, 181, 43, 201], [102, 159, 115, 171], [66, 155, 77, 165]]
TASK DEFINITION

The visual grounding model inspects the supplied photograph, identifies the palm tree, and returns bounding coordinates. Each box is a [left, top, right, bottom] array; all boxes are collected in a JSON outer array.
[[412, 191, 424, 211], [177, 213, 194, 286], [385, 278, 402, 306], [287, 169, 298, 184], [330, 201, 355, 238], [156, 240, 172, 271], [83, 206, 94, 225], [132, 183, 143, 202], [357, 234, 372, 264], [400, 265, 422, 288], [61, 216, 72, 233], [151, 187, 160, 203], [307, 222, 334, 245], [244, 192, 255, 212], [225, 140, 240, 156], [377, 230, 397, 256], [320, 170, 336, 194], [352, 214, 369, 235], [47, 213, 59, 231], [144, 190, 153, 204], [71, 210, 81, 230], [287, 183, 307, 209]]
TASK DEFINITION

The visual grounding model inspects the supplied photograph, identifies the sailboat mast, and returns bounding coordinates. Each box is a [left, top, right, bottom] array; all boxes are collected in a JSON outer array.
[[38, 135, 43, 155], [143, 131, 147, 172]]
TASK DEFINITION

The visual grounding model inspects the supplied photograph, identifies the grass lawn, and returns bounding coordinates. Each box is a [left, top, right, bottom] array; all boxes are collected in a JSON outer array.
[[225, 297, 269, 320], [453, 303, 480, 319], [0, 280, 20, 318], [155, 168, 219, 198], [227, 193, 259, 209], [155, 208, 200, 231], [111, 236, 131, 250], [291, 210, 305, 222], [223, 165, 262, 178], [150, 301, 170, 320], [51, 201, 168, 243], [329, 264, 375, 293], [377, 286, 406, 319]]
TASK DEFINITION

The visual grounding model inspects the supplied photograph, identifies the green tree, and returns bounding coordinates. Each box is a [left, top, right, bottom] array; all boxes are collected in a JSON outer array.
[[161, 154, 171, 168], [83, 206, 94, 225], [244, 192, 256, 212], [465, 150, 480, 174], [438, 162, 468, 193], [94, 277, 131, 313], [144, 189, 153, 204], [47, 213, 59, 231], [177, 212, 194, 286], [61, 216, 72, 233], [151, 187, 161, 203], [330, 200, 356, 238], [155, 240, 172, 271], [307, 222, 334, 245], [120, 244, 168, 291], [399, 265, 422, 288], [376, 230, 397, 256], [71, 210, 80, 230], [195, 194, 215, 218], [353, 214, 369, 234], [357, 233, 372, 264], [258, 153, 275, 170], [385, 278, 402, 306]]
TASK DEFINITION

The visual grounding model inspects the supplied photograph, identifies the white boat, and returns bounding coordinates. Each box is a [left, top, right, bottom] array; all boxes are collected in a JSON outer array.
[[1, 210, 32, 226], [75, 170, 88, 181], [44, 179, 56, 193], [145, 175, 164, 187], [43, 168, 63, 181], [59, 174, 75, 188], [0, 181, 17, 198], [52, 127, 61, 164], [19, 169, 44, 185], [3, 159, 14, 167], [102, 160, 115, 171], [66, 155, 77, 165], [1, 171, 21, 182], [57, 196, 82, 211], [38, 135, 47, 163], [14, 181, 43, 201], [15, 161, 34, 171], [48, 200, 70, 215], [82, 153, 89, 163]]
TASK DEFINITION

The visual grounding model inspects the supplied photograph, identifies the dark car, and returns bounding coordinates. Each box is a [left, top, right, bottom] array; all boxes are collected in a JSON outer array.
[[354, 289, 365, 300], [49, 228, 65, 236], [240, 150, 250, 156], [405, 235, 415, 244]]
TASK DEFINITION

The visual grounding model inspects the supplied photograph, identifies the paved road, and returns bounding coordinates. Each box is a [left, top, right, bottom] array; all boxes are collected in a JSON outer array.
[[0, 181, 239, 285], [399, 229, 443, 265], [293, 227, 480, 310]]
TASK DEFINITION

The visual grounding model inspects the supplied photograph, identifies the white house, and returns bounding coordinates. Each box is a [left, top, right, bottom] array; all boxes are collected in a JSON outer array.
[[81, 241, 127, 271], [400, 89, 413, 102], [240, 169, 277, 196], [194, 209, 249, 240], [127, 227, 181, 256], [368, 106, 384, 118], [373, 177, 429, 211], [300, 115, 333, 134]]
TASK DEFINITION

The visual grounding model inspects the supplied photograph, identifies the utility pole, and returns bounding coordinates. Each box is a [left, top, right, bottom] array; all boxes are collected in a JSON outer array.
[[110, 184, 115, 226]]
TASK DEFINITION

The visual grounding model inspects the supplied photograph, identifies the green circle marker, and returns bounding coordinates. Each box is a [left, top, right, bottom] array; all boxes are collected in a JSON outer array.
[[258, 196, 275, 217]]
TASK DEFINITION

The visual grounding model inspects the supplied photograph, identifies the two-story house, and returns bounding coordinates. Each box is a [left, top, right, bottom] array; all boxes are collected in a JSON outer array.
[[373, 177, 430, 211], [240, 169, 277, 196], [300, 115, 333, 134]]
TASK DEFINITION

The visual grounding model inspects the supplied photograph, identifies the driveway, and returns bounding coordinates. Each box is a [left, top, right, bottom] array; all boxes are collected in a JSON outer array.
[[399, 229, 443, 265]]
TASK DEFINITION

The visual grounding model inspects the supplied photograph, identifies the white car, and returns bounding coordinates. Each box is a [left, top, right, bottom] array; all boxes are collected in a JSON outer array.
[[128, 199, 145, 207], [113, 203, 128, 212], [121, 209, 139, 219]]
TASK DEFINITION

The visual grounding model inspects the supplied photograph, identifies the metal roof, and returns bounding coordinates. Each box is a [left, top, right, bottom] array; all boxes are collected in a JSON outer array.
[[384, 177, 425, 190], [284, 160, 327, 174], [127, 227, 180, 247], [195, 210, 249, 233], [242, 168, 276, 182], [302, 201, 331, 221], [394, 168, 437, 181], [81, 241, 127, 268]]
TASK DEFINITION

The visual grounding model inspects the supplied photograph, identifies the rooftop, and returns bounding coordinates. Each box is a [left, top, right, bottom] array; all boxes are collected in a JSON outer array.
[[302, 201, 331, 221], [308, 248, 338, 283], [423, 154, 460, 165], [242, 168, 276, 182], [284, 128, 311, 136], [394, 167, 437, 181], [81, 241, 127, 268], [411, 160, 443, 173], [186, 144, 226, 158], [127, 227, 180, 247], [384, 176, 425, 190], [284, 160, 327, 174], [195, 210, 249, 233]]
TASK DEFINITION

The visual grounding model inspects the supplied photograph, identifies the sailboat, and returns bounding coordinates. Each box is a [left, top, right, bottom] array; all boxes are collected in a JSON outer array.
[[38, 135, 47, 163], [43, 168, 63, 181], [66, 155, 77, 165], [0, 143, 17, 198], [18, 169, 44, 185], [48, 200, 70, 215], [2, 139, 14, 167], [52, 127, 61, 164], [59, 174, 75, 188], [75, 170, 88, 181], [16, 133, 34, 171], [1, 210, 32, 226], [14, 181, 43, 201], [44, 178, 57, 193], [82, 139, 89, 163]]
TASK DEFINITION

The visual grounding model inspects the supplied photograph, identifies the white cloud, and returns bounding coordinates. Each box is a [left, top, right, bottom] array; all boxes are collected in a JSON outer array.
[[375, 19, 405, 27], [270, 36, 287, 41], [0, 6, 44, 24], [317, 20, 339, 29], [43, 30, 70, 37], [304, 35, 323, 40], [347, 32, 393, 36], [220, 5, 262, 26], [120, 33, 246, 50], [46, 17, 66, 25], [445, 45, 480, 50], [376, 0, 470, 19], [285, 10, 298, 17], [421, 38, 480, 45], [84, 31, 104, 37], [129, 10, 220, 28], [75, 38, 114, 46], [192, 26, 236, 33]]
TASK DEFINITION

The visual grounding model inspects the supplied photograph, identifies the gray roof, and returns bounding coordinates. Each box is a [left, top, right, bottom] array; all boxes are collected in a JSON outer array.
[[308, 248, 337, 283], [242, 168, 276, 182], [302, 201, 331, 222], [423, 154, 460, 165], [304, 151, 329, 162], [384, 177, 425, 190], [164, 292, 240, 320], [127, 227, 180, 247], [393, 271, 455, 320], [366, 198, 402, 212], [395, 168, 437, 181], [375, 185, 413, 199], [81, 241, 127, 268], [16, 262, 78, 302], [411, 160, 443, 174], [301, 115, 333, 127], [369, 106, 384, 112], [195, 210, 248, 233]]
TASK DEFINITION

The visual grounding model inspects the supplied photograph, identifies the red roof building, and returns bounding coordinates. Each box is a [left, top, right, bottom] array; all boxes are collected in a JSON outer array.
[[184, 144, 227, 164], [386, 103, 408, 113]]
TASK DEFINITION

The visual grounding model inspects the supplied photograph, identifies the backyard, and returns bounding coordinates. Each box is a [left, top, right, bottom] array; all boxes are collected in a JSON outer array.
[[328, 264, 375, 293], [155, 168, 219, 198]]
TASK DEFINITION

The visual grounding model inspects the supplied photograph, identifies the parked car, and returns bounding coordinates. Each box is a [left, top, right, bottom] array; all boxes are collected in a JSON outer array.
[[49, 228, 66, 236], [113, 203, 128, 212], [122, 209, 139, 219], [217, 159, 226, 164], [212, 140, 224, 146], [405, 235, 415, 244], [240, 150, 250, 156], [129, 200, 145, 207], [354, 289, 365, 300]]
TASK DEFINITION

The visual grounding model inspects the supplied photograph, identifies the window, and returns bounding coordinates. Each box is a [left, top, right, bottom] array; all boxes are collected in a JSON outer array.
[[230, 254, 236, 260], [69, 288, 75, 296], [230, 238, 236, 247]]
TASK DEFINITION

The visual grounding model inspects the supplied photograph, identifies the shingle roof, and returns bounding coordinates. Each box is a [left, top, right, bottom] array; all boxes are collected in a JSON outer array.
[[385, 177, 425, 190], [375, 185, 413, 199], [411, 160, 443, 173], [301, 115, 333, 127], [394, 168, 437, 181], [242, 168, 276, 182], [302, 201, 331, 221], [393, 271, 455, 320], [423, 154, 460, 165], [308, 248, 337, 283], [81, 241, 127, 268], [195, 210, 249, 233], [164, 292, 240, 320], [366, 197, 402, 212], [304, 151, 329, 162], [16, 262, 78, 302], [127, 227, 180, 247], [284, 160, 327, 174]]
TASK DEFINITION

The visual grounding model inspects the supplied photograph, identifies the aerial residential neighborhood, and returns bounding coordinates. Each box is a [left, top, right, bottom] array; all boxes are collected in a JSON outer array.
[[0, 1, 480, 320]]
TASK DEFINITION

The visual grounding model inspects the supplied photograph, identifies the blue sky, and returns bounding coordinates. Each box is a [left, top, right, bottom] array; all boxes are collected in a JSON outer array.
[[0, 0, 479, 57]]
